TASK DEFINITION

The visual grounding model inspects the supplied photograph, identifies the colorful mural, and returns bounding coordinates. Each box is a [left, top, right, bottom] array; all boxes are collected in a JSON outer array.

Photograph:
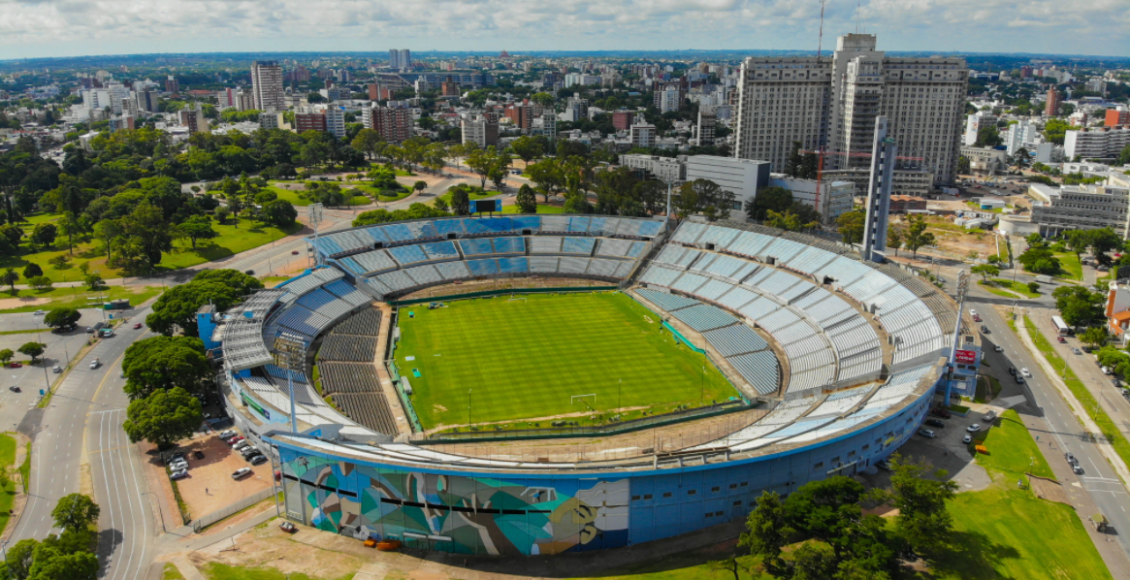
[[280, 452, 630, 555]]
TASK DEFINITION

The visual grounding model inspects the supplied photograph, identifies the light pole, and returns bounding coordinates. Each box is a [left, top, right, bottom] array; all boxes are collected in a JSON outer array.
[[467, 389, 472, 426], [617, 379, 622, 414]]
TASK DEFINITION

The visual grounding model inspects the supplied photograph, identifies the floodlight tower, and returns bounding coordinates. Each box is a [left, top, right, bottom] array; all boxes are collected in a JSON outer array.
[[308, 203, 324, 266], [861, 116, 896, 263]]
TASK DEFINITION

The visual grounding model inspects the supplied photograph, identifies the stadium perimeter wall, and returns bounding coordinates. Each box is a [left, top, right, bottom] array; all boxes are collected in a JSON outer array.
[[265, 380, 937, 556]]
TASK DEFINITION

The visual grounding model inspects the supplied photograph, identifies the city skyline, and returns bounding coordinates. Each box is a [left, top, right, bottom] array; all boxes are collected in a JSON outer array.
[[0, 0, 1126, 61]]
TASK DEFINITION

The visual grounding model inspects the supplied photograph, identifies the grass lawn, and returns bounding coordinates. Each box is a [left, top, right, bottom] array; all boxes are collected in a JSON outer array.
[[264, 185, 313, 206], [974, 376, 1002, 403], [1022, 315, 1130, 473], [396, 292, 738, 430], [969, 409, 1054, 478], [978, 281, 1022, 299], [0, 433, 15, 536], [501, 204, 566, 214], [978, 279, 1039, 299], [162, 564, 186, 580], [0, 285, 162, 313], [201, 563, 351, 580], [157, 218, 301, 271], [350, 183, 410, 202], [1054, 252, 1083, 281]]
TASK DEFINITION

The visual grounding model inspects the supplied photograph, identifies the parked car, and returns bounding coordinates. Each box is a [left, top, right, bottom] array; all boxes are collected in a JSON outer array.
[[233, 440, 250, 451], [1016, 376, 1025, 384], [962, 435, 973, 444], [232, 467, 252, 480], [250, 454, 269, 466], [1008, 367, 1017, 376], [1021, 368, 1031, 377], [980, 325, 989, 334], [219, 430, 237, 440], [33, 310, 45, 315], [973, 315, 982, 322], [240, 446, 259, 457], [875, 460, 891, 471], [7, 363, 21, 369], [925, 419, 945, 428], [170, 469, 189, 480], [930, 407, 952, 419], [133, 322, 143, 329], [918, 429, 936, 438], [169, 460, 188, 471], [226, 436, 245, 446], [983, 411, 997, 423], [8, 386, 19, 393], [52, 365, 61, 373], [969, 309, 978, 317], [1066, 452, 1077, 465], [291, 250, 300, 255], [967, 424, 981, 432], [1074, 348, 1083, 355], [1057, 336, 1066, 343], [193, 450, 205, 460]]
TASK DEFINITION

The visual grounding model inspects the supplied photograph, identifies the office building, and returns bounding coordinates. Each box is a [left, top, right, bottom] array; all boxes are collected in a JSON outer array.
[[960, 146, 1008, 174], [1045, 88, 1061, 117], [734, 33, 967, 191], [251, 61, 286, 112], [620, 154, 686, 184], [461, 112, 499, 148], [1105, 108, 1130, 127], [612, 110, 635, 132], [684, 155, 770, 210], [362, 105, 412, 144], [1065, 126, 1130, 160], [697, 108, 716, 146], [1029, 179, 1130, 238], [768, 174, 855, 224], [630, 123, 657, 148]]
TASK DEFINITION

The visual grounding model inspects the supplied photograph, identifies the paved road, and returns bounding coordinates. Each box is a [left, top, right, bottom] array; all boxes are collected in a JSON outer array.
[[973, 295, 1130, 565]]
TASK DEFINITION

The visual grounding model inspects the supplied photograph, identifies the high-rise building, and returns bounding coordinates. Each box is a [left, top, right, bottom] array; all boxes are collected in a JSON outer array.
[[697, 107, 717, 146], [461, 112, 499, 148], [734, 33, 967, 190], [630, 122, 657, 149], [964, 111, 997, 146], [294, 109, 328, 133], [136, 90, 159, 114], [251, 61, 285, 112], [165, 76, 179, 96], [1064, 126, 1130, 160], [1045, 87, 1061, 117], [324, 106, 346, 139], [180, 104, 208, 134], [1105, 108, 1130, 127], [612, 110, 635, 132], [389, 49, 411, 69], [362, 105, 412, 143]]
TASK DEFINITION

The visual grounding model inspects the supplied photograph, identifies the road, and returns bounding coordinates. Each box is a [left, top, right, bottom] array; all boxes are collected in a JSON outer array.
[[972, 293, 1130, 568]]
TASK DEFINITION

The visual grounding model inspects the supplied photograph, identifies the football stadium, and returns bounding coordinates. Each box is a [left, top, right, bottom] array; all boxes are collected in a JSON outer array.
[[205, 214, 967, 556]]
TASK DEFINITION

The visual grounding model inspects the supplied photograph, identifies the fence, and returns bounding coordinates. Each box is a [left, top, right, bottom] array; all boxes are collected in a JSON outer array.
[[191, 487, 277, 533], [413, 399, 755, 444], [388, 285, 620, 306]]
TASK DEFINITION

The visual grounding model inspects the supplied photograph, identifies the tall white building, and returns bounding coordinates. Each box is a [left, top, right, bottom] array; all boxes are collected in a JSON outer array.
[[1001, 120, 1039, 155], [630, 123, 657, 149], [684, 156, 770, 211], [657, 87, 680, 114], [250, 61, 285, 112], [389, 49, 412, 70], [325, 106, 346, 139], [964, 112, 997, 146], [734, 33, 967, 191], [1065, 126, 1130, 160]]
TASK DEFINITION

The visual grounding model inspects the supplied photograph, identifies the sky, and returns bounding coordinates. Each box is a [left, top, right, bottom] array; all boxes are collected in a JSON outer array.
[[0, 0, 1127, 60]]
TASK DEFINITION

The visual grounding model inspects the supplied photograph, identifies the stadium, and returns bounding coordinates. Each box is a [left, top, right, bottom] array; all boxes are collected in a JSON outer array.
[[205, 214, 963, 556]]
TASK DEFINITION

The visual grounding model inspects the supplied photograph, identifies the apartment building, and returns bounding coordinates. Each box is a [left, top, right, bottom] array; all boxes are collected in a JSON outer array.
[[1106, 108, 1130, 127], [294, 110, 328, 133], [697, 107, 717, 146], [1064, 126, 1130, 160], [964, 111, 997, 146], [251, 61, 285, 112], [630, 123, 657, 148], [362, 105, 412, 143], [734, 33, 967, 192], [461, 112, 499, 148], [620, 154, 685, 183], [612, 110, 635, 132]]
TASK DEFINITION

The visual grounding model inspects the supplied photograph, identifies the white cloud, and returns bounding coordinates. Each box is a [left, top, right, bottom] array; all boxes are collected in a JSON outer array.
[[0, 0, 1124, 58]]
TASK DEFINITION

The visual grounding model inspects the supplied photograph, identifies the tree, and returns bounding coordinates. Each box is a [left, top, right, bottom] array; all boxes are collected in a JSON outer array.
[[22, 262, 42, 279], [449, 186, 471, 216], [0, 349, 12, 365], [43, 308, 81, 332], [510, 135, 544, 164], [766, 209, 817, 232], [1027, 281, 1040, 294], [746, 186, 793, 221], [28, 275, 52, 291], [837, 210, 866, 245], [30, 222, 57, 248], [17, 342, 45, 363], [413, 180, 427, 193], [1, 268, 18, 293], [888, 454, 958, 555], [146, 269, 262, 336], [122, 335, 211, 399], [739, 491, 792, 577], [515, 184, 538, 214], [84, 273, 104, 291], [887, 226, 903, 256], [178, 215, 217, 250], [1079, 326, 1108, 350], [971, 264, 1000, 281], [792, 542, 837, 580], [1053, 285, 1105, 327], [903, 215, 936, 258], [27, 548, 99, 580], [262, 199, 297, 228], [51, 494, 100, 533], [122, 387, 203, 449]]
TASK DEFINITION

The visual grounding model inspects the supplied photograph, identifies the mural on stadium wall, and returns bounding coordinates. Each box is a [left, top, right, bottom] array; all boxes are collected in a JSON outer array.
[[280, 452, 630, 555]]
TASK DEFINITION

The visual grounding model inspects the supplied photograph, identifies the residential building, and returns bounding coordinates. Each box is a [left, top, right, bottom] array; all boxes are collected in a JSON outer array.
[[504, 101, 544, 132], [362, 105, 412, 143], [179, 104, 208, 134], [1064, 126, 1130, 160], [685, 155, 770, 212], [1105, 108, 1130, 127], [657, 86, 680, 114], [294, 109, 328, 133], [768, 173, 855, 224], [259, 111, 287, 130], [1045, 87, 1061, 117], [1029, 179, 1130, 238], [964, 112, 997, 146], [251, 61, 286, 112], [461, 112, 499, 148], [734, 33, 967, 191], [1001, 120, 1038, 155], [561, 96, 589, 123], [630, 122, 657, 148], [1105, 280, 1130, 344], [960, 146, 1008, 174], [165, 75, 178, 96], [218, 88, 238, 109], [325, 106, 346, 139], [620, 154, 685, 184], [236, 90, 255, 112], [137, 90, 159, 114], [612, 110, 635, 132], [531, 113, 557, 142], [441, 77, 460, 97], [389, 49, 412, 70], [697, 107, 716, 146]]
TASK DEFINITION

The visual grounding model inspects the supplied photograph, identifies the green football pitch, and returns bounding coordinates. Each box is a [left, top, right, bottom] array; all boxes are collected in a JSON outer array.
[[394, 292, 740, 430]]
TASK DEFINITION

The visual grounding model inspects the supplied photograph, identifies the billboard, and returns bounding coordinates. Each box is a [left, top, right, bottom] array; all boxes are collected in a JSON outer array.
[[954, 349, 978, 364], [470, 199, 501, 213]]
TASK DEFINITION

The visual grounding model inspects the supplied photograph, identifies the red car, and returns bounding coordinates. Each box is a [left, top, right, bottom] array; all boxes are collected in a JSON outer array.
[[226, 436, 245, 445], [6, 363, 22, 368], [1057, 336, 1066, 343], [291, 250, 300, 255], [972, 315, 982, 322], [133, 323, 143, 329]]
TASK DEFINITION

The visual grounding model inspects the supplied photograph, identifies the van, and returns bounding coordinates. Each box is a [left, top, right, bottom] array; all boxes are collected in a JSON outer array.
[[1036, 275, 1053, 284]]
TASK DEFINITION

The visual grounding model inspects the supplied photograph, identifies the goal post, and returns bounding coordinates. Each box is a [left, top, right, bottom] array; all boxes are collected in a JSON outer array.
[[508, 295, 527, 302], [571, 393, 596, 411]]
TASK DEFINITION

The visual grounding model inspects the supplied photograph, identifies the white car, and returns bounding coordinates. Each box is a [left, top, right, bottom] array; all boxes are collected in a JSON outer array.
[[89, 359, 100, 369], [994, 345, 1004, 353], [969, 309, 978, 317], [967, 424, 981, 432], [962, 435, 973, 444], [1021, 368, 1031, 378]]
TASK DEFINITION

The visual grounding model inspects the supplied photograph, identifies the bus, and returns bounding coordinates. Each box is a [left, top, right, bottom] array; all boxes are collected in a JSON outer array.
[[1052, 315, 1071, 336]]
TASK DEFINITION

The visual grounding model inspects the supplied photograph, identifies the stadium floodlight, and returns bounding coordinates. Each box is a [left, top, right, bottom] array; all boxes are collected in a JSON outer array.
[[308, 203, 324, 265]]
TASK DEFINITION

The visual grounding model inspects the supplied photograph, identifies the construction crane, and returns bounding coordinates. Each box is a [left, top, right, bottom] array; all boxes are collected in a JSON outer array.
[[798, 148, 925, 210]]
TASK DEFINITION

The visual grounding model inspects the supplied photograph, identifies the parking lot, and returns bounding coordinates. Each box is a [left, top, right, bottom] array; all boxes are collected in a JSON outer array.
[[160, 428, 274, 520]]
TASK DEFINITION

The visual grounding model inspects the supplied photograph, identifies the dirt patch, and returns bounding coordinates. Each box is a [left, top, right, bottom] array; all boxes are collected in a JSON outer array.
[[862, 504, 900, 518], [172, 433, 273, 519], [190, 525, 365, 580], [432, 404, 447, 412], [0, 296, 50, 309], [1029, 474, 1070, 505]]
